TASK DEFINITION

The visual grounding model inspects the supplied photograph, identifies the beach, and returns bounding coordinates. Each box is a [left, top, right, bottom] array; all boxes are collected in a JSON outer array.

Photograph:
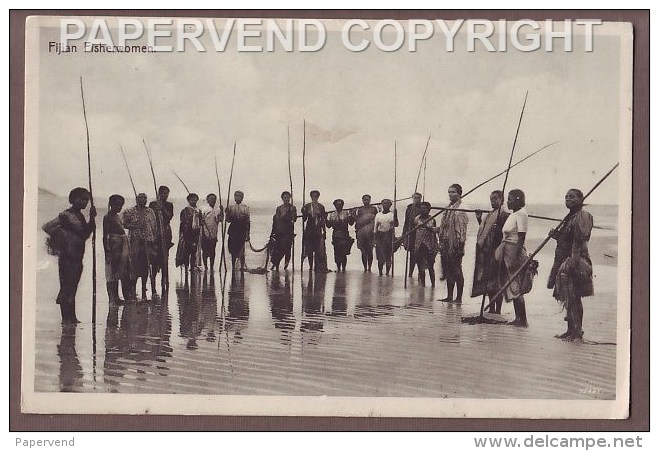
[[32, 194, 618, 399]]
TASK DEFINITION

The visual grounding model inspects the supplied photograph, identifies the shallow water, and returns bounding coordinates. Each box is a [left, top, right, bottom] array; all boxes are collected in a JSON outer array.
[[32, 195, 618, 399]]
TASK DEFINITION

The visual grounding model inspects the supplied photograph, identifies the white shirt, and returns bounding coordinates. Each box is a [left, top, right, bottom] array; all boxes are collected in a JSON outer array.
[[501, 207, 528, 243], [374, 211, 395, 233]]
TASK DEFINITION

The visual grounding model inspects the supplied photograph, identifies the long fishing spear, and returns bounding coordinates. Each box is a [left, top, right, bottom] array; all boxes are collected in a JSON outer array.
[[462, 140, 558, 198], [403, 134, 432, 287], [429, 207, 609, 229], [80, 76, 97, 323], [422, 150, 428, 202], [392, 141, 397, 276], [476, 91, 528, 321], [144, 139, 169, 287], [395, 140, 559, 246], [220, 142, 237, 273], [324, 196, 415, 215], [215, 155, 227, 273], [173, 170, 207, 269], [172, 170, 191, 194], [414, 134, 432, 195], [119, 144, 138, 198], [287, 125, 295, 273], [300, 119, 307, 272], [478, 163, 619, 316]]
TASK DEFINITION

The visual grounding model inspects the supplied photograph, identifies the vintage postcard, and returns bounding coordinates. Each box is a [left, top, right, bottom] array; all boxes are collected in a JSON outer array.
[[21, 14, 632, 418]]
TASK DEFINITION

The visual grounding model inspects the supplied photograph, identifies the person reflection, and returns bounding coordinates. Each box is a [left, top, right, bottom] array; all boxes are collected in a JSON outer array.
[[146, 290, 172, 367], [104, 294, 172, 387], [355, 272, 394, 319], [178, 271, 202, 349], [329, 272, 348, 316], [226, 271, 249, 342], [269, 271, 294, 344], [119, 302, 150, 381], [58, 324, 83, 392], [301, 273, 326, 332], [201, 272, 218, 343]]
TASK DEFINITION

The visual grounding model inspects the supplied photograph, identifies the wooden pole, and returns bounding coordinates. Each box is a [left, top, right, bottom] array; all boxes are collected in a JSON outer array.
[[392, 141, 397, 276], [215, 155, 227, 273], [462, 140, 558, 198], [422, 152, 427, 201], [80, 76, 97, 324], [479, 91, 528, 319], [119, 144, 138, 198], [144, 140, 169, 287], [414, 134, 431, 195], [172, 170, 191, 194], [221, 142, 237, 272], [287, 125, 295, 273], [300, 119, 307, 272], [482, 163, 619, 313]]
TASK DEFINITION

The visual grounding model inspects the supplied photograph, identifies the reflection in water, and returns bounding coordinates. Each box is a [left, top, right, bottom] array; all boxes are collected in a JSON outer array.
[[178, 273, 201, 349], [103, 295, 172, 390], [329, 273, 348, 316], [301, 273, 326, 333], [201, 273, 218, 343], [269, 273, 294, 345], [223, 271, 249, 342], [58, 324, 83, 392]]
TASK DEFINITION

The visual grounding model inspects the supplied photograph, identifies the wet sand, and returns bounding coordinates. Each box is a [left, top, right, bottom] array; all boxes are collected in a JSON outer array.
[[31, 196, 618, 399], [33, 240, 617, 399]]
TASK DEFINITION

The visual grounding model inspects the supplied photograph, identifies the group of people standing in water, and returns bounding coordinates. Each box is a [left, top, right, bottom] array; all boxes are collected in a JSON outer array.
[[48, 182, 594, 341]]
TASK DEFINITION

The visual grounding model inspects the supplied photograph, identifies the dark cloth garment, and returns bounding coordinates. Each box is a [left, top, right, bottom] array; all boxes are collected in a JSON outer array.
[[226, 204, 250, 260], [301, 202, 329, 271], [56, 259, 83, 306], [550, 209, 593, 338], [103, 212, 132, 282], [149, 200, 175, 275], [549, 209, 594, 300], [270, 204, 297, 267], [55, 209, 94, 308], [471, 208, 509, 297], [327, 211, 355, 265], [375, 230, 395, 264], [301, 202, 326, 253], [415, 244, 436, 271], [201, 235, 217, 261], [403, 203, 422, 274], [442, 253, 464, 282], [355, 206, 378, 251], [149, 200, 174, 248], [403, 203, 421, 250], [176, 206, 201, 267]]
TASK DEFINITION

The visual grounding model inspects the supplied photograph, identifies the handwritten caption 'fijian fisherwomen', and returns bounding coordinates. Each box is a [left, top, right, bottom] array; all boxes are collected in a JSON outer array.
[[48, 18, 603, 55]]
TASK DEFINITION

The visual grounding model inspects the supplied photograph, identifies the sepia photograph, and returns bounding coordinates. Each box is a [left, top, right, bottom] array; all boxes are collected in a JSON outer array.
[[19, 13, 633, 419]]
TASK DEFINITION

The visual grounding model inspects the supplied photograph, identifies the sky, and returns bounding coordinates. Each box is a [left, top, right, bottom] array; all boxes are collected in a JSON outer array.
[[32, 18, 628, 207]]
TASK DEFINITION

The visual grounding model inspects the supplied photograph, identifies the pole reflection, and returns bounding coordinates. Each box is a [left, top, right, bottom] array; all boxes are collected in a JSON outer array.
[[58, 324, 83, 392], [269, 272, 294, 345]]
